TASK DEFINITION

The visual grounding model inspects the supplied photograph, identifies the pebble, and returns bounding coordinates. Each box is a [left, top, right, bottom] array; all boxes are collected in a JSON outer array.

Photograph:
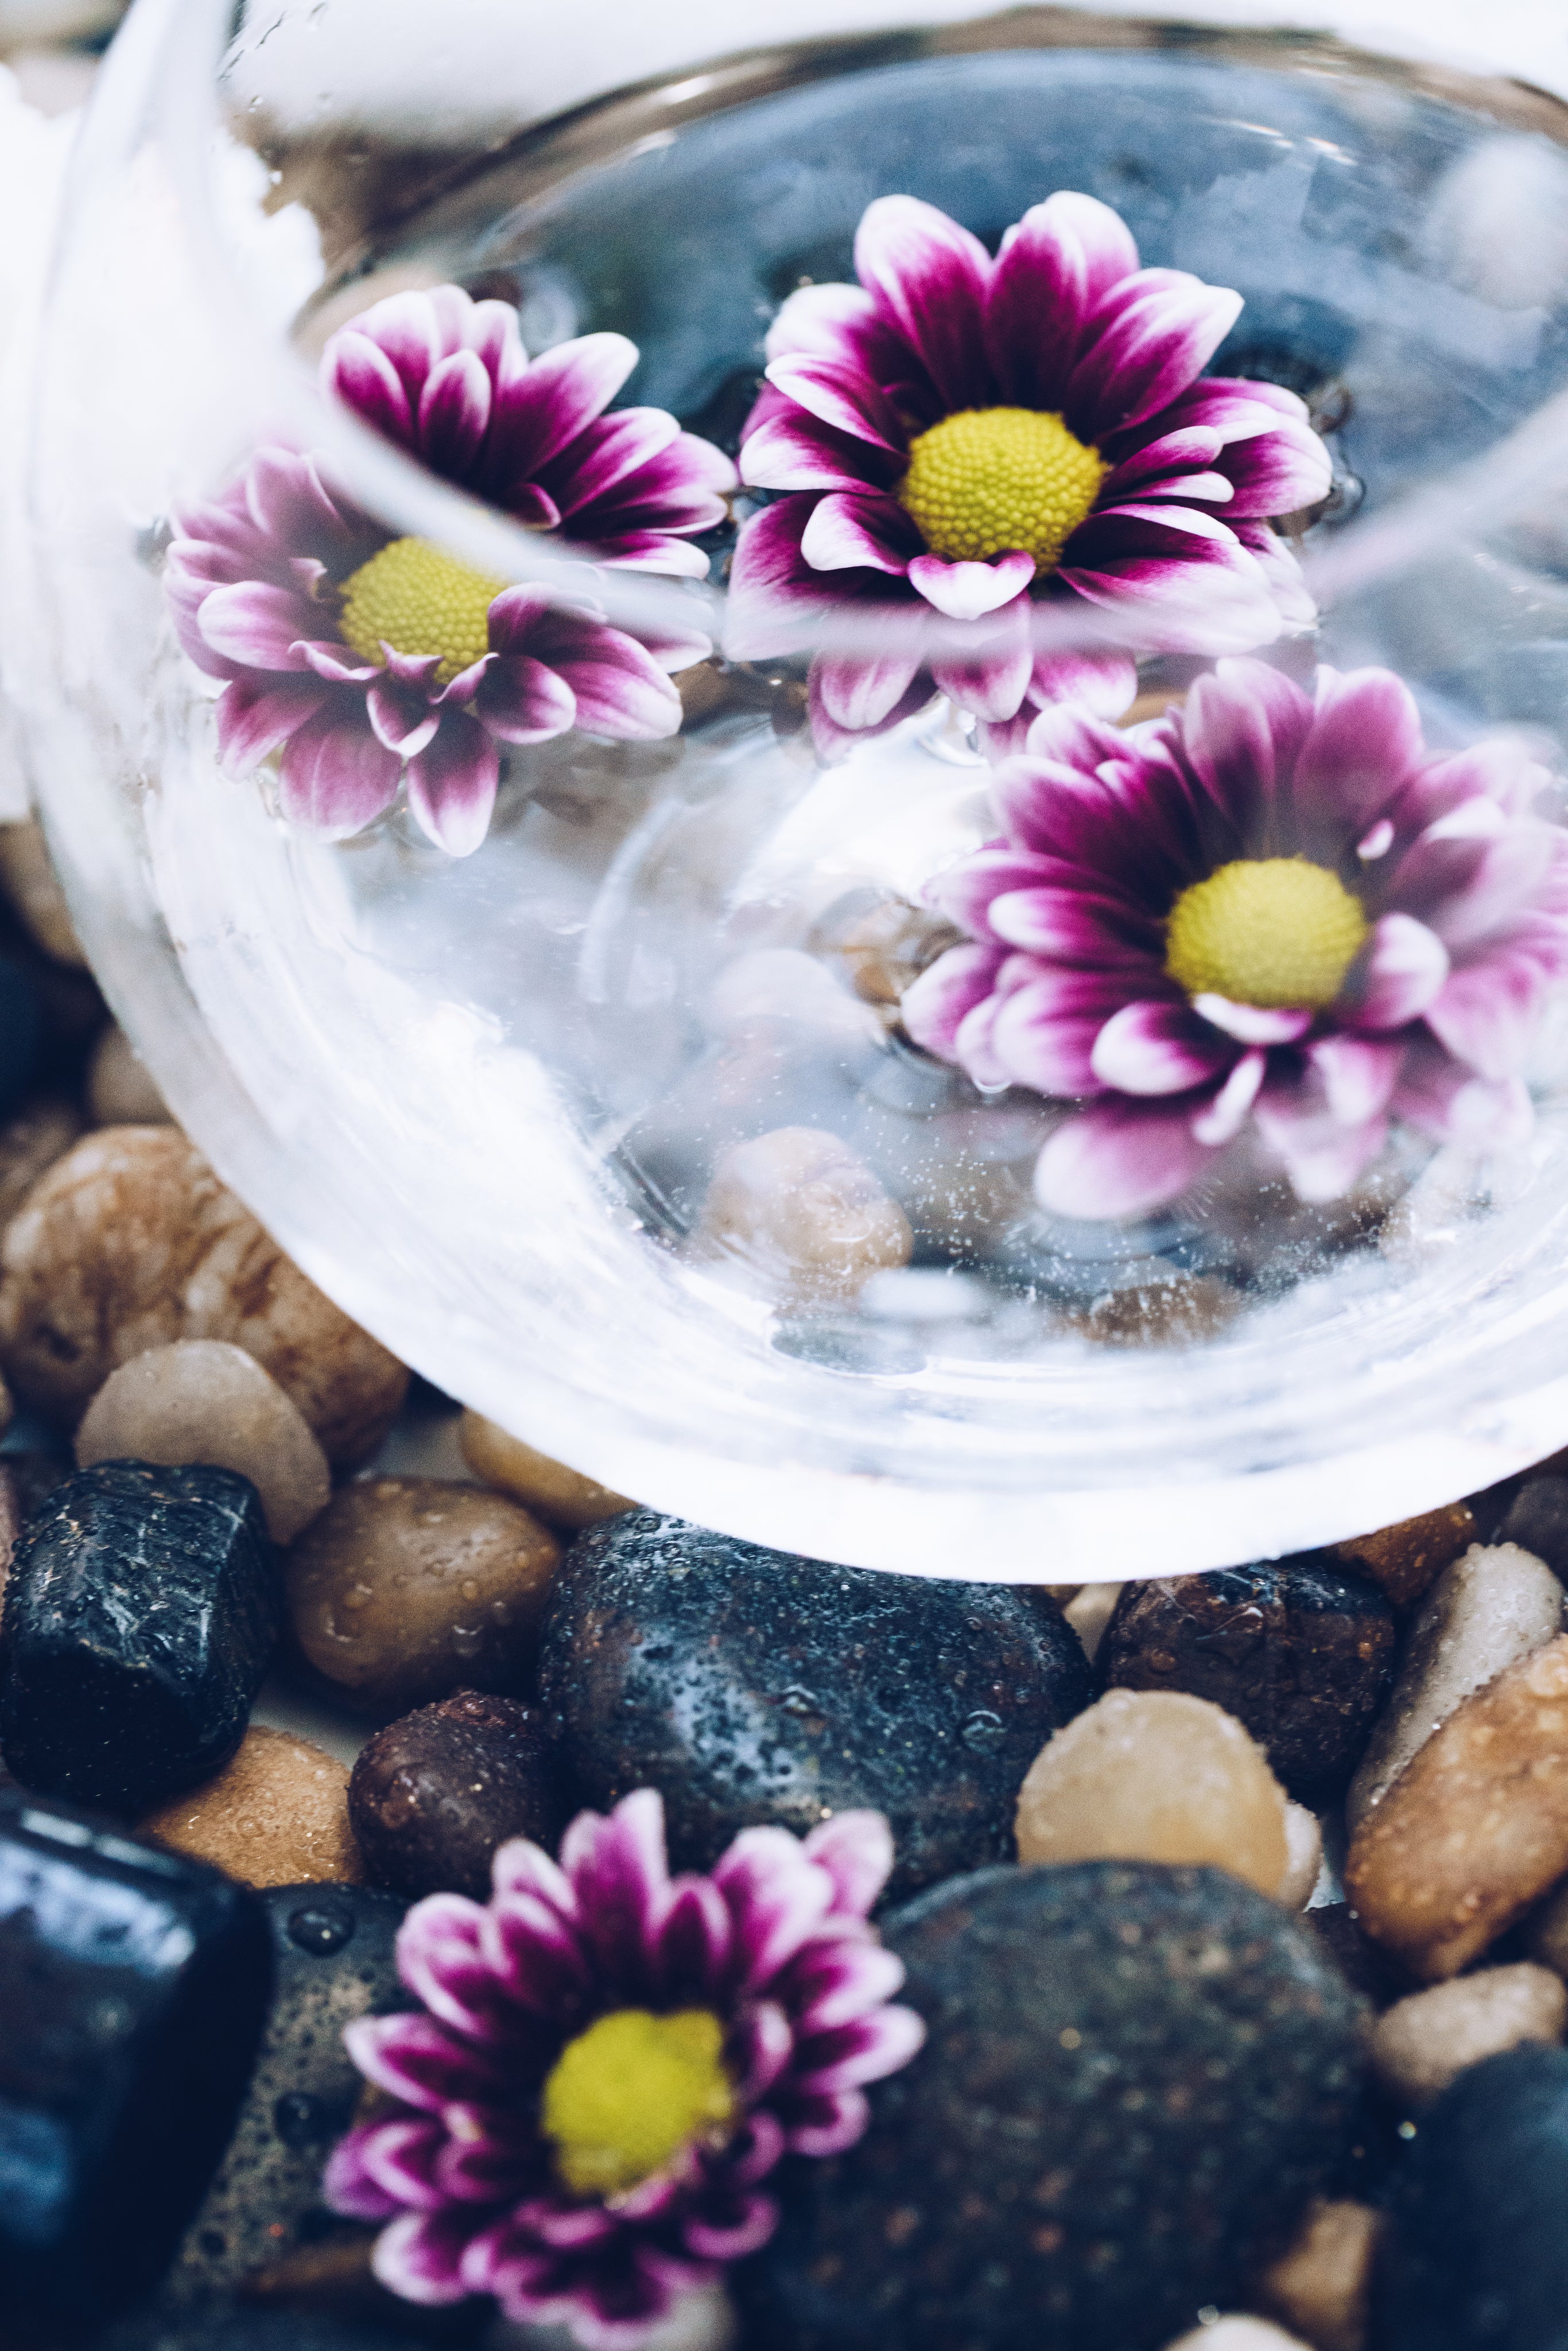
[[1499, 1473, 1568, 1582], [1369, 1964, 1567, 2108], [1163, 2325, 1313, 2351], [1334, 1502, 1477, 1609], [1064, 1578, 1122, 1662], [1345, 1635, 1568, 1978], [1257, 2197, 1382, 2351], [285, 1476, 560, 1719], [0, 1127, 408, 1461], [87, 1022, 173, 1125], [1377, 2044, 1568, 2349], [1100, 1554, 1395, 1800], [0, 1461, 278, 1814], [1524, 1875, 1568, 1976], [0, 1787, 271, 2323], [1346, 1542, 1565, 1830], [694, 1124, 912, 1306], [139, 1726, 364, 1888], [538, 1511, 1092, 1898], [1306, 1904, 1411, 2011], [0, 1089, 82, 1227], [347, 1688, 569, 1900], [0, 817, 88, 967], [76, 1341, 332, 1544], [740, 1860, 1365, 2351], [1014, 1688, 1291, 1900], [164, 1882, 407, 2302], [459, 1407, 633, 1529], [1280, 1802, 1325, 1910]]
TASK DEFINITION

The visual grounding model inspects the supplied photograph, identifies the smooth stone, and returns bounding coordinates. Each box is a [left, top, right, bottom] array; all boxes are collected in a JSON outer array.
[[1369, 1964, 1567, 2109], [740, 1861, 1365, 2351], [0, 1128, 408, 1462], [77, 1341, 332, 1544], [1015, 1688, 1291, 1900], [694, 1125, 912, 1306], [459, 1409, 634, 1530], [1499, 1475, 1568, 1582], [1256, 2198, 1382, 2351], [1334, 1503, 1477, 1609], [348, 1689, 569, 1901], [0, 1789, 271, 2323], [164, 1882, 407, 2304], [285, 1477, 560, 1720], [538, 1511, 1092, 1899], [87, 1022, 174, 1126], [1100, 1554, 1395, 1801], [0, 1090, 82, 1229], [0, 818, 88, 967], [1377, 2045, 1568, 2349], [0, 1460, 278, 1813], [1064, 1580, 1121, 1662], [140, 1726, 364, 1888], [1279, 1803, 1325, 1910]]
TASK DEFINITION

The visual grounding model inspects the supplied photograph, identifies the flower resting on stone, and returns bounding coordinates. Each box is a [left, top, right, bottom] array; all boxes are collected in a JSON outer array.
[[902, 658, 1568, 1219], [165, 287, 736, 854], [322, 1789, 923, 2349], [727, 191, 1331, 763]]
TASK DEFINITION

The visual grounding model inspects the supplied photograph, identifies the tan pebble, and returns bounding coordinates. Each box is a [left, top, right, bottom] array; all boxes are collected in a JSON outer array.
[[1015, 1688, 1290, 1899], [1368, 1963, 1567, 2108], [1070, 1271, 1241, 1348], [1043, 1583, 1082, 1607], [0, 1127, 407, 1461], [0, 1094, 82, 1231], [1063, 1581, 1122, 1663], [1257, 2197, 1382, 2351], [1346, 1542, 1564, 1830], [459, 1409, 634, 1530], [1162, 2321, 1313, 2351], [285, 1475, 560, 1718], [85, 1024, 172, 1126], [76, 1340, 330, 1543], [138, 1725, 362, 1887], [1279, 1803, 1325, 1910], [0, 818, 87, 967], [1345, 1634, 1568, 1979], [807, 889, 962, 1007], [696, 1126, 911, 1306], [1334, 1502, 1477, 1609]]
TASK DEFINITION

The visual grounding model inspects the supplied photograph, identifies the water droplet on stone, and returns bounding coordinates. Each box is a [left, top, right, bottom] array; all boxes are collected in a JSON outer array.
[[286, 1899, 356, 1954], [961, 1710, 1007, 1752], [272, 2090, 330, 2148]]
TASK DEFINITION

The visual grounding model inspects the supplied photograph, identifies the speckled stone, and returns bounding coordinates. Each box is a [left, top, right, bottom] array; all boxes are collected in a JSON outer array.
[[538, 1512, 1092, 1899], [348, 1689, 569, 1900], [1500, 1475, 1568, 1582], [739, 1861, 1365, 2351], [1099, 1554, 1395, 1799]]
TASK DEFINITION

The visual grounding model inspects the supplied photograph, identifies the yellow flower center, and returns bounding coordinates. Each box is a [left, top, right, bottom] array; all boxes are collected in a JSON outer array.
[[337, 536, 509, 687], [1165, 858, 1369, 1010], [896, 406, 1109, 573], [540, 2008, 736, 2199]]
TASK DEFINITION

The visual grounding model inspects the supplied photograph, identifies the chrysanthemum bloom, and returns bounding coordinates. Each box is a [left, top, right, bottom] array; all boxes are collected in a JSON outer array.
[[902, 658, 1568, 1219], [727, 192, 1330, 762], [165, 286, 735, 854], [323, 1790, 923, 2349]]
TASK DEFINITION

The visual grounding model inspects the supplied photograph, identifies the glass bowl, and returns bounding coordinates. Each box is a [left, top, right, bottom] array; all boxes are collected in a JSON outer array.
[[15, 0, 1568, 1579]]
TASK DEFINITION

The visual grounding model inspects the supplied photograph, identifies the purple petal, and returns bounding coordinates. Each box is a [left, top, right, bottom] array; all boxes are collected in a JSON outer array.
[[991, 967, 1133, 1094], [1181, 657, 1315, 833], [901, 941, 1009, 1060], [1056, 506, 1282, 653], [740, 406, 897, 493], [559, 1789, 669, 1979], [479, 1888, 591, 2015], [801, 1810, 895, 1918], [1293, 666, 1427, 841], [1425, 952, 1551, 1080], [1252, 1082, 1390, 1204], [909, 553, 1035, 620], [491, 1834, 579, 1917], [549, 407, 682, 519], [342, 2012, 483, 2113], [277, 709, 402, 839], [650, 1876, 733, 2001], [730, 1999, 796, 2105], [813, 644, 925, 733], [808, 665, 936, 763], [396, 1892, 500, 2034], [494, 331, 639, 476], [324, 327, 416, 448], [371, 2210, 476, 2307], [724, 499, 823, 660], [981, 191, 1135, 408], [1190, 1049, 1266, 1145], [297, 638, 383, 684], [1090, 999, 1232, 1095], [214, 676, 329, 772], [1216, 415, 1333, 517], [1343, 912, 1450, 1030], [542, 624, 683, 740], [786, 1939, 906, 2031], [1066, 269, 1243, 436], [406, 711, 499, 857], [366, 677, 440, 759], [801, 492, 922, 575], [1100, 424, 1225, 503], [477, 653, 577, 744], [1192, 996, 1314, 1045], [682, 2190, 779, 2261], [780, 2086, 871, 2158], [791, 2003, 925, 2093], [417, 347, 492, 476], [853, 194, 993, 411], [1395, 1049, 1534, 1150], [358, 2117, 449, 2211], [197, 581, 317, 670], [322, 2127, 402, 2221], [929, 614, 1034, 723], [1033, 1099, 1214, 1218], [987, 884, 1161, 964], [1306, 1034, 1404, 1125], [589, 532, 712, 579], [712, 1828, 835, 1993], [764, 354, 909, 455]]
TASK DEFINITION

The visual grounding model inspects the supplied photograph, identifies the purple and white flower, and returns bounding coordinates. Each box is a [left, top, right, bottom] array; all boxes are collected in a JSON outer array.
[[728, 192, 1330, 762], [903, 658, 1568, 1219], [166, 286, 735, 854], [324, 1790, 923, 2349]]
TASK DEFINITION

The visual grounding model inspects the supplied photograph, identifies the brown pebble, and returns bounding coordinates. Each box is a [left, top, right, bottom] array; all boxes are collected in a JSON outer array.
[[85, 1025, 172, 1126], [1334, 1502, 1477, 1609], [0, 1127, 407, 1460], [285, 1476, 560, 1718], [459, 1409, 632, 1530], [0, 1093, 82, 1231], [1368, 1964, 1567, 2108], [348, 1688, 569, 1900], [1257, 2197, 1382, 2351], [1063, 1581, 1122, 1662], [1344, 1634, 1568, 1979], [139, 1725, 363, 1887], [696, 1126, 912, 1306], [0, 819, 87, 967]]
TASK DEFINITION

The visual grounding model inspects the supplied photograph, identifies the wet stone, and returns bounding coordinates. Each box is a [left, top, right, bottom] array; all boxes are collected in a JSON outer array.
[[348, 1689, 570, 1901], [1369, 1964, 1567, 2109], [538, 1511, 1092, 1899], [1306, 1904, 1411, 2011], [459, 1408, 634, 1530], [1100, 1554, 1395, 1800], [0, 1460, 278, 1814], [140, 1725, 364, 1889], [1334, 1503, 1477, 1611], [0, 1789, 272, 2324], [1499, 1474, 1568, 1583], [740, 1861, 1365, 2351], [695, 1124, 913, 1308], [1257, 2197, 1382, 2351]]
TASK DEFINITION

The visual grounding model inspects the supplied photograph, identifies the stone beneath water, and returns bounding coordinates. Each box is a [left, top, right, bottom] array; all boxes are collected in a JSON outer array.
[[739, 1861, 1365, 2351], [348, 1688, 569, 1900], [1334, 1503, 1477, 1610], [0, 1789, 271, 2325], [0, 1460, 279, 1814], [459, 1407, 634, 1530], [539, 1511, 1092, 1899], [140, 1725, 364, 1888]]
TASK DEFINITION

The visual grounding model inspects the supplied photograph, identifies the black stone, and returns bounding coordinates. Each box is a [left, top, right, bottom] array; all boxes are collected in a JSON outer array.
[[1499, 1475, 1568, 1583], [538, 1512, 1093, 1898], [0, 1459, 280, 1813], [1306, 1902, 1411, 2010], [162, 1883, 410, 2306], [739, 1861, 1366, 2351], [1099, 1551, 1396, 1799], [0, 1788, 272, 2325], [0, 956, 41, 1118], [1378, 2044, 1568, 2349], [348, 1689, 570, 1901]]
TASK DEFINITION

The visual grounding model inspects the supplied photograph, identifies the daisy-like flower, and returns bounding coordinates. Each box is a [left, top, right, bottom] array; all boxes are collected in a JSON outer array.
[[902, 658, 1568, 1220], [727, 191, 1330, 762], [165, 286, 736, 854], [323, 1790, 924, 2350]]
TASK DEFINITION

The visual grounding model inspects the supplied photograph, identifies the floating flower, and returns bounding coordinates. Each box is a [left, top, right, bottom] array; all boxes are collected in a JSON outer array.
[[165, 286, 736, 854], [727, 192, 1330, 762], [323, 1790, 923, 2349], [902, 658, 1568, 1219]]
